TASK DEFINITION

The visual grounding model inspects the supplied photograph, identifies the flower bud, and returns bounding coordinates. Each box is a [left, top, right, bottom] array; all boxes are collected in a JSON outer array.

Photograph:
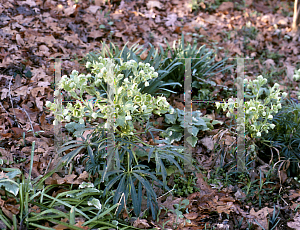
[[46, 101, 52, 108], [65, 116, 71, 122], [92, 112, 98, 119], [257, 75, 263, 81], [63, 109, 69, 116], [54, 90, 60, 97], [256, 132, 261, 137]]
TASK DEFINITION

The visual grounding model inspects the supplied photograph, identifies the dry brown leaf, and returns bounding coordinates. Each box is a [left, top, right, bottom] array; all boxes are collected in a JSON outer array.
[[16, 34, 25, 46], [278, 170, 287, 184], [263, 59, 275, 69], [86, 5, 101, 14], [64, 6, 75, 16], [289, 190, 300, 200], [133, 218, 150, 228], [146, 0, 162, 10], [218, 2, 234, 11], [245, 0, 253, 6], [195, 172, 213, 193], [183, 212, 198, 220], [203, 15, 218, 24], [165, 13, 177, 28], [287, 212, 300, 230], [200, 136, 215, 151], [249, 207, 274, 230]]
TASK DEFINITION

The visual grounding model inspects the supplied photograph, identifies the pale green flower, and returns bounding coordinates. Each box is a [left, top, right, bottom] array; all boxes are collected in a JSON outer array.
[[215, 75, 285, 141], [86, 62, 92, 68], [46, 101, 52, 108], [71, 70, 79, 76], [125, 111, 132, 120], [47, 58, 171, 135], [92, 113, 98, 119], [63, 109, 69, 116], [256, 132, 261, 137], [54, 90, 60, 96], [65, 116, 71, 122]]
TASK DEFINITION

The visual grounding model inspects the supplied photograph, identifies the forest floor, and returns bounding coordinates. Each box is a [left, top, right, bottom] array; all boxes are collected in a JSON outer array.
[[0, 0, 300, 229]]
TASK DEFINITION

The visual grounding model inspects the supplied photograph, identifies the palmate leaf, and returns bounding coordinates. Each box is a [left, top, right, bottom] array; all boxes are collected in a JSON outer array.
[[103, 170, 124, 196], [101, 163, 161, 218], [114, 174, 127, 212], [59, 146, 86, 165], [132, 171, 159, 218], [146, 144, 188, 181], [260, 98, 300, 176]]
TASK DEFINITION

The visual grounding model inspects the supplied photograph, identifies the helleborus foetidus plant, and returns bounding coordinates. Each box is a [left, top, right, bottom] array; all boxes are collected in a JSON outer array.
[[46, 57, 172, 136], [215, 75, 287, 139], [46, 58, 188, 219]]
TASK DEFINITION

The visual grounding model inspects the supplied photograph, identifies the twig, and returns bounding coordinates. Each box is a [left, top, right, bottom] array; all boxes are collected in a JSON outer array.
[[115, 192, 125, 216], [280, 196, 288, 206], [18, 106, 35, 137], [157, 187, 175, 200], [256, 156, 266, 165]]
